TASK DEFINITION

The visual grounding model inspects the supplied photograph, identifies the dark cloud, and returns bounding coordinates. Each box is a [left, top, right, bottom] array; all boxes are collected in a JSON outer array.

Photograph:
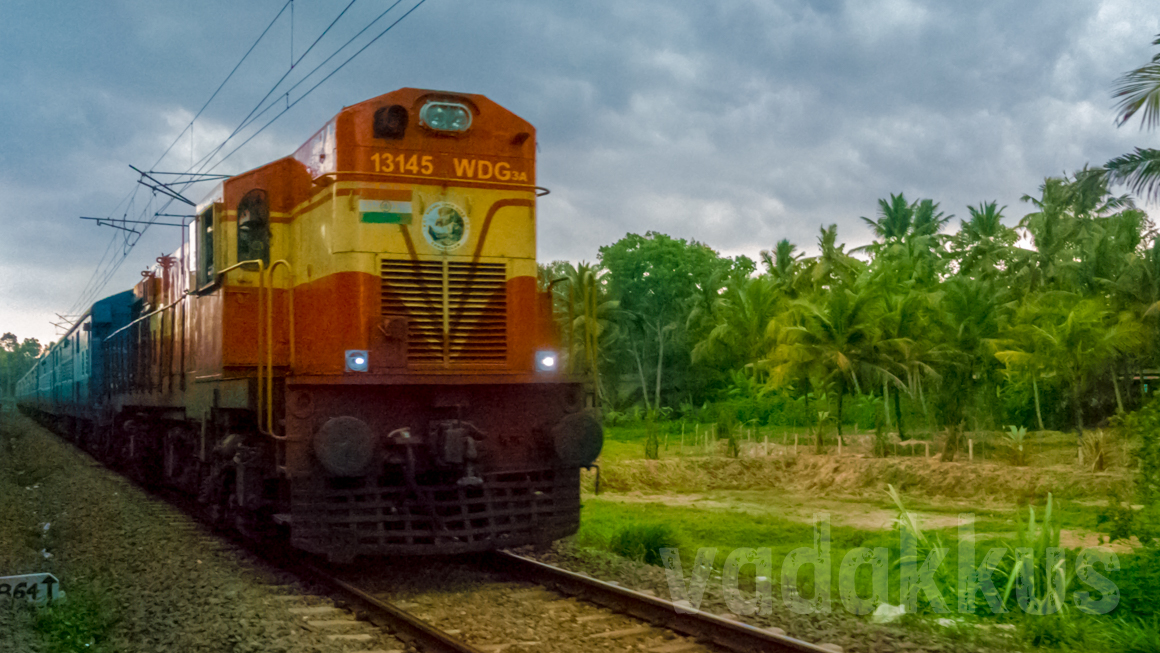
[[1, 0, 1158, 342]]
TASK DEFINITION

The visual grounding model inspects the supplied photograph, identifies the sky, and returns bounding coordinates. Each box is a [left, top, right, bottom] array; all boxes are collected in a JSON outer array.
[[1, 0, 1158, 345]]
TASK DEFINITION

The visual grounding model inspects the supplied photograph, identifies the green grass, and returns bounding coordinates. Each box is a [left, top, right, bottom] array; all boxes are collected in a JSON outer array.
[[575, 496, 1156, 650], [33, 585, 120, 653]]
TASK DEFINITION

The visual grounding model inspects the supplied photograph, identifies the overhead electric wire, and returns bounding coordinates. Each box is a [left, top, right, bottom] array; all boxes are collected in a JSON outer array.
[[66, 0, 427, 318], [68, 1, 294, 317], [112, 0, 377, 261], [144, 0, 420, 209], [152, 1, 293, 171], [189, 0, 397, 180], [66, 185, 146, 316], [210, 0, 426, 172], [161, 0, 360, 187]]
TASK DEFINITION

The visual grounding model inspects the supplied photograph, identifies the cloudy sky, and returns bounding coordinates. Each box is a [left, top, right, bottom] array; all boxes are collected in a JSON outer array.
[[1, 0, 1158, 344]]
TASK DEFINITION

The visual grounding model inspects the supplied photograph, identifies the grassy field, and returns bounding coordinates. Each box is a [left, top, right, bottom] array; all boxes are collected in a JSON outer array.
[[569, 421, 1160, 651]]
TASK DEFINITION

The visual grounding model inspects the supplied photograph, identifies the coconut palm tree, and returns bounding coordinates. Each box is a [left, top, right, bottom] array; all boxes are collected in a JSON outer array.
[[1107, 34, 1160, 201], [861, 193, 914, 243], [996, 293, 1144, 436], [551, 262, 621, 405], [932, 276, 1010, 459], [769, 279, 887, 446], [805, 224, 863, 293], [691, 275, 780, 379], [760, 238, 804, 298], [952, 201, 1018, 280]]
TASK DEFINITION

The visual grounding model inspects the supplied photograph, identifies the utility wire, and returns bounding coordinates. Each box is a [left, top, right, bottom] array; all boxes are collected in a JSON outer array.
[[150, 0, 414, 203], [69, 1, 293, 316], [210, 0, 425, 172], [182, 0, 383, 182], [68, 0, 426, 315], [152, 1, 292, 171], [118, 0, 371, 259], [150, 0, 364, 190]]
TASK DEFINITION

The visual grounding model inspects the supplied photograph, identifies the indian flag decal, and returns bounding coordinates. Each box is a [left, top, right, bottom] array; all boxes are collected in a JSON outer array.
[[359, 199, 413, 224]]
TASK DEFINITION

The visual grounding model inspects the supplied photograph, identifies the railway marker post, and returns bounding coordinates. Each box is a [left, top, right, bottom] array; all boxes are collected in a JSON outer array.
[[0, 573, 62, 605]]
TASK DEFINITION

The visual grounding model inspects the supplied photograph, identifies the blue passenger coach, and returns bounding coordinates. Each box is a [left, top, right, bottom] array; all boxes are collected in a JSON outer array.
[[16, 291, 134, 427]]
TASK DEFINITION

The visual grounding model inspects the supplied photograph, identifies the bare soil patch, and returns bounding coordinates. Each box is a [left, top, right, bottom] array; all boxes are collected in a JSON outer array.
[[593, 452, 1130, 502]]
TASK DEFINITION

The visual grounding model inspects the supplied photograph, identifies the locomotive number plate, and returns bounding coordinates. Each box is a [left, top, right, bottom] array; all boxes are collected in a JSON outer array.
[[0, 573, 61, 604], [369, 152, 530, 183]]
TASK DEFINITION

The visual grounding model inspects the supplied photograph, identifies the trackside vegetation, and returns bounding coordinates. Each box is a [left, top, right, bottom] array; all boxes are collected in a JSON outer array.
[[552, 34, 1160, 652]]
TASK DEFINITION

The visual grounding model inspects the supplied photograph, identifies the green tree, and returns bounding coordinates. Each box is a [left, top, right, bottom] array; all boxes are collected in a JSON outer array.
[[760, 238, 804, 298], [599, 232, 729, 411], [932, 278, 1008, 441], [951, 201, 1018, 280], [544, 261, 622, 405], [691, 274, 780, 378], [769, 278, 885, 446], [0, 333, 42, 397], [996, 294, 1143, 436]]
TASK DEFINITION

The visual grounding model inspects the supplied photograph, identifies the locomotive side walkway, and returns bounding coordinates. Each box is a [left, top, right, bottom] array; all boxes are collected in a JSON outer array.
[[0, 408, 408, 653]]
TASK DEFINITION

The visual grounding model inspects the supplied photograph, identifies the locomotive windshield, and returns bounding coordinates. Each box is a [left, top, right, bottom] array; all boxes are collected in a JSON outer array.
[[237, 189, 270, 265]]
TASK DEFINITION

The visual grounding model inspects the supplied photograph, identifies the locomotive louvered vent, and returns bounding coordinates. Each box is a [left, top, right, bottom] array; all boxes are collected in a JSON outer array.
[[380, 259, 507, 365]]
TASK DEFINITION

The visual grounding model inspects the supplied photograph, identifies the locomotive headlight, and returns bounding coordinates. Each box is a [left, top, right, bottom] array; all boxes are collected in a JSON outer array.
[[535, 350, 558, 372], [345, 350, 369, 372], [419, 101, 472, 132]]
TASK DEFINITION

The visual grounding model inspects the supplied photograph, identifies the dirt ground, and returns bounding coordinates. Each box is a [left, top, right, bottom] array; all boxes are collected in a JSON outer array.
[[588, 450, 1139, 552], [593, 449, 1131, 499]]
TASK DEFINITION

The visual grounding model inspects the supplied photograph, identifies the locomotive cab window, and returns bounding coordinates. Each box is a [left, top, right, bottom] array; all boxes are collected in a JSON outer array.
[[196, 206, 215, 288], [237, 189, 270, 266]]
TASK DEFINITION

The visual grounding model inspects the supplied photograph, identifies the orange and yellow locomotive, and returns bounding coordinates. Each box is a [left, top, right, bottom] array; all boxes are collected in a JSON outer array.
[[19, 89, 602, 560]]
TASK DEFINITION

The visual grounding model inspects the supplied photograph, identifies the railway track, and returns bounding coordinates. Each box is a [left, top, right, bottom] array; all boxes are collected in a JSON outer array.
[[301, 551, 842, 653], [32, 416, 845, 653], [127, 474, 848, 653], [482, 552, 838, 653]]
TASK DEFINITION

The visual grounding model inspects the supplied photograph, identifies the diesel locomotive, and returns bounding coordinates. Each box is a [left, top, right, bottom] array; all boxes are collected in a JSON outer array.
[[17, 88, 603, 560]]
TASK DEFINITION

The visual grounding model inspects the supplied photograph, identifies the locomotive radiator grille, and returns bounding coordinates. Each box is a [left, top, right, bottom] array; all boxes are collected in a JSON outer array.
[[289, 468, 580, 555], [380, 259, 508, 365]]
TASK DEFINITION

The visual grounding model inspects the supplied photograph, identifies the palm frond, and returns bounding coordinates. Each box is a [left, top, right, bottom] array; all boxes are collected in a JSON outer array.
[[1106, 147, 1160, 202], [1113, 35, 1160, 129]]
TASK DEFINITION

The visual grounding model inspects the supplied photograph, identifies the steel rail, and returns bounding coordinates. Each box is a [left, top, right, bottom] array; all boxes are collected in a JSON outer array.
[[277, 560, 486, 653], [484, 551, 836, 653]]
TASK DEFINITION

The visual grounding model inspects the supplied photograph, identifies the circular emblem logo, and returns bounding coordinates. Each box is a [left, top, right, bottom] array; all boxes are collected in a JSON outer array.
[[421, 202, 469, 252]]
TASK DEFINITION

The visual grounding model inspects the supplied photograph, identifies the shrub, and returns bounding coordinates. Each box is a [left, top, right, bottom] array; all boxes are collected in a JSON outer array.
[[996, 494, 1067, 616], [1116, 547, 1160, 618], [726, 432, 740, 458], [872, 422, 892, 457], [1081, 429, 1112, 472], [1005, 425, 1029, 466], [644, 423, 660, 460], [609, 523, 679, 566], [1115, 400, 1160, 543]]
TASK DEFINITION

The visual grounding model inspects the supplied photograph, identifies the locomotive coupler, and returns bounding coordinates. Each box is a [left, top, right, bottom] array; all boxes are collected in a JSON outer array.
[[387, 427, 422, 486], [430, 420, 485, 487], [387, 427, 449, 531]]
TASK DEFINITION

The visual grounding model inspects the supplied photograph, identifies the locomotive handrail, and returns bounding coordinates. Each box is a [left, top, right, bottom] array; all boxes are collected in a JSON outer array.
[[105, 293, 189, 340], [257, 259, 294, 441]]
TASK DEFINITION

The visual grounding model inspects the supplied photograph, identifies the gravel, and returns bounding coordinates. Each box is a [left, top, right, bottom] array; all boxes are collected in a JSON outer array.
[[345, 558, 718, 653], [0, 407, 1016, 653], [519, 541, 1011, 653], [0, 411, 407, 653]]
